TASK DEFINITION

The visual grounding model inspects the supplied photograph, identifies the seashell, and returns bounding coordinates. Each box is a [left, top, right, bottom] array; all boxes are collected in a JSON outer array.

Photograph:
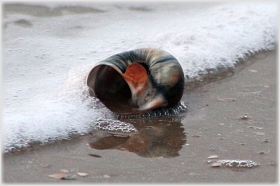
[[207, 155, 219, 159], [86, 48, 184, 114]]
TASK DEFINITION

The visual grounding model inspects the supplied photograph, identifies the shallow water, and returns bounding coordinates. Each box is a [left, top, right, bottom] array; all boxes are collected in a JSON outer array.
[[3, 2, 277, 153], [89, 116, 186, 158]]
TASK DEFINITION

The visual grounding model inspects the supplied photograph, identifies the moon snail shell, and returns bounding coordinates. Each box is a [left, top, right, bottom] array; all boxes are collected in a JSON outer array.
[[86, 48, 185, 115]]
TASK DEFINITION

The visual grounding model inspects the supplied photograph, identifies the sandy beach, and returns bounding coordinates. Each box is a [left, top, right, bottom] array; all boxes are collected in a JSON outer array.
[[3, 50, 277, 183]]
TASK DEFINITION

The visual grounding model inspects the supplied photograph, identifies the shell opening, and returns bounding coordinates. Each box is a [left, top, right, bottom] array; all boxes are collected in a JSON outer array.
[[87, 65, 133, 114]]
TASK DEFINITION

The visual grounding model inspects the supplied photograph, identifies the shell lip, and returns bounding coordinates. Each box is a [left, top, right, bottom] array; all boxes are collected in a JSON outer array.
[[136, 93, 168, 112]]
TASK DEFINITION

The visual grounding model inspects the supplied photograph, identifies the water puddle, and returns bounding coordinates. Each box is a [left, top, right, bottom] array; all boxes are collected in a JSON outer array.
[[87, 116, 187, 158]]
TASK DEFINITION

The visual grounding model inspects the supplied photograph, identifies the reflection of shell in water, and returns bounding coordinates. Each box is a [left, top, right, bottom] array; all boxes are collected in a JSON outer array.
[[89, 119, 186, 158], [86, 48, 184, 115]]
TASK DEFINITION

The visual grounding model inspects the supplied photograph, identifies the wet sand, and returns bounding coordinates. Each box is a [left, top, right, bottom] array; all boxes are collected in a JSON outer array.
[[3, 50, 277, 183]]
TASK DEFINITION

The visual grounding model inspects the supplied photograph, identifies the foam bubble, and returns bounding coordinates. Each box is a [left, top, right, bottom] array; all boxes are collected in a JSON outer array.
[[216, 160, 260, 168], [94, 119, 138, 134]]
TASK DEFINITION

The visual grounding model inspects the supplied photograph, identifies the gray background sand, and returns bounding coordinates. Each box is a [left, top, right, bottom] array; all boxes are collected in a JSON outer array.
[[3, 50, 277, 183]]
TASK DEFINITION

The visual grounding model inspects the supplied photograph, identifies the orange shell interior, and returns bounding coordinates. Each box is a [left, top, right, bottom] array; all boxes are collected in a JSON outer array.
[[122, 63, 148, 90]]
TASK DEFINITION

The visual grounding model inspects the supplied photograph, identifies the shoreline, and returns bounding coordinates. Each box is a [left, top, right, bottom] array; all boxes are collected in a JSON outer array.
[[3, 50, 275, 155], [3, 50, 277, 183], [185, 49, 275, 91]]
